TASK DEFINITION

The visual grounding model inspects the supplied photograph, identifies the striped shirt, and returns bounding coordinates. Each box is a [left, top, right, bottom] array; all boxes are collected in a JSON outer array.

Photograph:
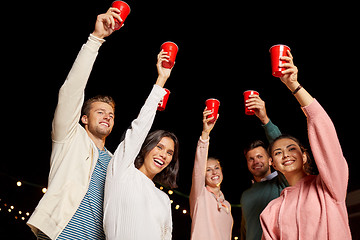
[[57, 148, 111, 240]]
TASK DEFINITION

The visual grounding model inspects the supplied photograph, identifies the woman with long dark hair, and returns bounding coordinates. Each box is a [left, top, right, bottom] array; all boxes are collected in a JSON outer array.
[[103, 50, 179, 240], [260, 50, 351, 239]]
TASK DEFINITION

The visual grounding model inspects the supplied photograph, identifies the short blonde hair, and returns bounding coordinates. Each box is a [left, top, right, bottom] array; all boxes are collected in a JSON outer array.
[[81, 95, 115, 116]]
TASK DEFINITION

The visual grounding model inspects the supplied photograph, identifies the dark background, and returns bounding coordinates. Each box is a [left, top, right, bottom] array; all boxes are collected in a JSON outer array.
[[1, 0, 359, 239]]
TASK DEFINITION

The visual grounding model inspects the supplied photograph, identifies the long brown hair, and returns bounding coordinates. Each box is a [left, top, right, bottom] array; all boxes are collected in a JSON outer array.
[[134, 130, 180, 188]]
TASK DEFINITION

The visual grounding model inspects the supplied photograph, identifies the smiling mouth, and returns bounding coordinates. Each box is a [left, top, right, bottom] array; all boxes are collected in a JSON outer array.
[[283, 160, 295, 166], [211, 175, 220, 180], [154, 158, 165, 168], [99, 122, 110, 127]]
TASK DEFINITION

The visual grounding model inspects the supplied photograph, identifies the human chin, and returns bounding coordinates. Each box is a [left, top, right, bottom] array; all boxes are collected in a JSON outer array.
[[94, 124, 112, 137]]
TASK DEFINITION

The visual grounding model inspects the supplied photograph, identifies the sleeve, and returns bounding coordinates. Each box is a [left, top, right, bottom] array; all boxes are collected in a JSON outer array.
[[52, 34, 105, 142], [302, 99, 348, 202], [165, 200, 173, 240], [189, 137, 209, 216], [107, 84, 166, 178], [262, 119, 282, 143]]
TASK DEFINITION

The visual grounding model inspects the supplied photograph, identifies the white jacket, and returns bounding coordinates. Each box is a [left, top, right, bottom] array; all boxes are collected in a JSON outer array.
[[27, 34, 109, 239]]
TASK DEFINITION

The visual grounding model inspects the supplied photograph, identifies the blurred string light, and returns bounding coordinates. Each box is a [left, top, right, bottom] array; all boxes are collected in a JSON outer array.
[[0, 198, 31, 221], [1, 173, 240, 238]]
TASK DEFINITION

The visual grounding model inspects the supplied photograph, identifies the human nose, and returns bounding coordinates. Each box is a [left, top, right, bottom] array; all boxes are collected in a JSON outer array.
[[103, 113, 111, 120], [283, 150, 290, 159], [159, 149, 167, 159]]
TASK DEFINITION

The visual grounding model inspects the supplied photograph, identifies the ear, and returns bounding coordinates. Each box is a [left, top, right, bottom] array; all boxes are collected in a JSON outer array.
[[81, 115, 88, 125], [269, 157, 277, 169], [302, 152, 308, 165]]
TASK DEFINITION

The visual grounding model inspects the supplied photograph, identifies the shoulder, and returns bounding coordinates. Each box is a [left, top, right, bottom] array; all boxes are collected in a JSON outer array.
[[155, 187, 171, 202]]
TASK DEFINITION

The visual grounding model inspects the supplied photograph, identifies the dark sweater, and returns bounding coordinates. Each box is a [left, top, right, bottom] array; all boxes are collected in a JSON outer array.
[[240, 119, 288, 240]]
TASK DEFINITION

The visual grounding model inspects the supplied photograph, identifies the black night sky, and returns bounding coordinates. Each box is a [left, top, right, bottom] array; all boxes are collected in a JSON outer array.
[[1, 1, 359, 239]]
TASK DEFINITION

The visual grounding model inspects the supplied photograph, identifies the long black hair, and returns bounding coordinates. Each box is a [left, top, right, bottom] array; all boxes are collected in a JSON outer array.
[[134, 130, 180, 188]]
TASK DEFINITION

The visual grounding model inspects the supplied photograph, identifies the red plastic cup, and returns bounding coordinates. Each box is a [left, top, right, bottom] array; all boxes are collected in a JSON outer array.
[[111, 1, 131, 30], [269, 44, 291, 77], [160, 42, 178, 69], [157, 89, 171, 111], [205, 99, 220, 123], [243, 90, 259, 115]]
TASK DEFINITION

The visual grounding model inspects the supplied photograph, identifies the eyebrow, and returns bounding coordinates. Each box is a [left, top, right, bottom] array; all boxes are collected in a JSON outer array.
[[158, 143, 174, 153], [207, 164, 221, 169], [273, 144, 297, 153], [95, 108, 114, 115]]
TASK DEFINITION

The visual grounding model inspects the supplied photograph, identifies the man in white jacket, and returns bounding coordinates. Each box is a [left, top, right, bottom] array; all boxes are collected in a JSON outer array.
[[27, 7, 123, 239]]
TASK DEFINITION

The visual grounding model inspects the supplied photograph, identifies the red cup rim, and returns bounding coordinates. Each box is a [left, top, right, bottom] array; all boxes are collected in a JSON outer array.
[[205, 98, 220, 104], [160, 41, 179, 50], [269, 44, 291, 52], [243, 90, 259, 95], [112, 1, 131, 13]]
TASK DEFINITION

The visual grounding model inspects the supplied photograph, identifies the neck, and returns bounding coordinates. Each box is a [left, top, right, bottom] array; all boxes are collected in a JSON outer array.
[[138, 165, 155, 180], [284, 171, 307, 186], [253, 169, 272, 183], [206, 185, 221, 197], [86, 129, 106, 150]]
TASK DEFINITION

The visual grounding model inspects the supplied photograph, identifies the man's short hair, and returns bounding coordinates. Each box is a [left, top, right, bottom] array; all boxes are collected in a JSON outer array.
[[243, 140, 267, 156], [81, 95, 115, 116]]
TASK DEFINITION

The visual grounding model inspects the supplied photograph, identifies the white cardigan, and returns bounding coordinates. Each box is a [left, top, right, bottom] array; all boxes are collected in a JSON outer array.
[[103, 85, 172, 240], [27, 34, 109, 239]]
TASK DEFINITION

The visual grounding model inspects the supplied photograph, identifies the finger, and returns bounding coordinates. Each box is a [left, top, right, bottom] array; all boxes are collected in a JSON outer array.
[[203, 110, 213, 117], [104, 16, 112, 29], [279, 56, 293, 62], [245, 97, 261, 104], [287, 50, 293, 59], [205, 116, 215, 122], [159, 57, 170, 62], [160, 52, 170, 58], [279, 62, 294, 68], [108, 7, 121, 14], [248, 94, 260, 100], [281, 67, 298, 75], [109, 15, 116, 29], [157, 50, 168, 59], [109, 11, 123, 23], [246, 101, 260, 108]]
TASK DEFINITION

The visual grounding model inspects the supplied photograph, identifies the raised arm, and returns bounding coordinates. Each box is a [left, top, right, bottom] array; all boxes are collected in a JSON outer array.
[[279, 50, 348, 201], [246, 94, 281, 142], [189, 109, 218, 212], [107, 51, 173, 177], [52, 8, 121, 142], [279, 50, 314, 107]]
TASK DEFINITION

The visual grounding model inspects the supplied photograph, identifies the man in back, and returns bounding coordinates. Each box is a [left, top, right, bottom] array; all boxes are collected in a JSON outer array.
[[240, 94, 288, 240]]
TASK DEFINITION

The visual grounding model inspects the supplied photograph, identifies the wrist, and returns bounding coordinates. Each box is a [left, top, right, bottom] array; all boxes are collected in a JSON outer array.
[[287, 81, 301, 92], [92, 31, 106, 40], [260, 116, 270, 125], [155, 76, 168, 88], [201, 130, 210, 139]]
